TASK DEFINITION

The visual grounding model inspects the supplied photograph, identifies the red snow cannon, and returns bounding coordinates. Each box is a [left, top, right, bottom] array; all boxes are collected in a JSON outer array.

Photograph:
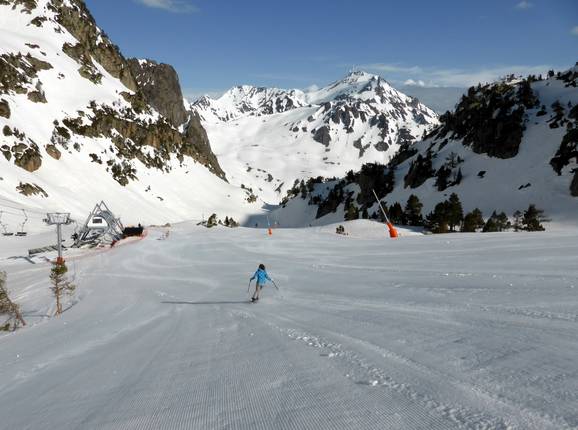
[[387, 222, 398, 238]]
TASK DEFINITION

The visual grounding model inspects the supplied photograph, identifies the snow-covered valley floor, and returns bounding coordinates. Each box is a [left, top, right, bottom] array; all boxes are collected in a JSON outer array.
[[1, 223, 577, 429]]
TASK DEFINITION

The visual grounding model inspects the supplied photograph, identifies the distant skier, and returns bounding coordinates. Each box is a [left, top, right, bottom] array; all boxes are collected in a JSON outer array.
[[249, 263, 273, 302]]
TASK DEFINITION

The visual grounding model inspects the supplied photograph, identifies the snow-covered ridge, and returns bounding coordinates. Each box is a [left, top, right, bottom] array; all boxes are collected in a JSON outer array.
[[192, 71, 439, 203], [193, 70, 436, 124], [192, 85, 308, 122]]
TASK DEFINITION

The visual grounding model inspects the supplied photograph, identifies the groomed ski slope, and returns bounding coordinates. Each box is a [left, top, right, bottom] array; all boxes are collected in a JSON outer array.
[[1, 222, 577, 429]]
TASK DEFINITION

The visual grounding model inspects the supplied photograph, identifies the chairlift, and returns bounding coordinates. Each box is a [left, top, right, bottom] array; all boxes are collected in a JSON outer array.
[[15, 209, 28, 237], [0, 211, 14, 236]]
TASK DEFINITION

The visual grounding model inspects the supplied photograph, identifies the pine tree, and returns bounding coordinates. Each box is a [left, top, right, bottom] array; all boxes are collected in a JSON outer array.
[[0, 272, 26, 331], [300, 180, 307, 198], [344, 201, 359, 221], [461, 208, 484, 232], [453, 168, 463, 186], [446, 152, 462, 168], [404, 194, 423, 226], [435, 166, 451, 191], [446, 193, 464, 232], [361, 207, 369, 219], [494, 212, 511, 231], [482, 212, 499, 232], [522, 204, 546, 231], [512, 210, 523, 231], [425, 201, 450, 233], [50, 261, 76, 316], [388, 202, 404, 224]]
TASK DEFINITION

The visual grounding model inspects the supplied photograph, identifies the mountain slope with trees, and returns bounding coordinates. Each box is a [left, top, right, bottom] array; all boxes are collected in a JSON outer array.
[[273, 67, 578, 229]]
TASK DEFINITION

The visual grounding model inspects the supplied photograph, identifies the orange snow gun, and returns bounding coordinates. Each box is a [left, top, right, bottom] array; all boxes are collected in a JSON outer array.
[[387, 222, 398, 238], [266, 215, 273, 236]]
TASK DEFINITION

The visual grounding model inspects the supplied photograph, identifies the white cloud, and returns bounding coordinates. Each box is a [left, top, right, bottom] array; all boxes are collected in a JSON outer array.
[[134, 0, 198, 13], [515, 1, 532, 9], [403, 79, 426, 87], [360, 63, 557, 87], [571, 26, 578, 36]]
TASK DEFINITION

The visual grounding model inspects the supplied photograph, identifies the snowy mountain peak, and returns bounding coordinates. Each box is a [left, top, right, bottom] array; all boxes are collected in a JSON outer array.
[[338, 70, 379, 85], [280, 71, 397, 107], [192, 85, 307, 122], [192, 71, 439, 203]]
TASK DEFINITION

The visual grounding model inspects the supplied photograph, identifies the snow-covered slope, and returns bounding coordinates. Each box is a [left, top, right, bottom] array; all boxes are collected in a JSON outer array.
[[2, 223, 578, 429], [192, 71, 439, 203], [277, 68, 578, 227], [0, 0, 260, 231]]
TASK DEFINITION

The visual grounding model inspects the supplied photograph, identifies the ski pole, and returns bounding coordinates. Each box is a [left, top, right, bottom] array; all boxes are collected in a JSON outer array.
[[272, 280, 279, 291], [247, 280, 252, 292]]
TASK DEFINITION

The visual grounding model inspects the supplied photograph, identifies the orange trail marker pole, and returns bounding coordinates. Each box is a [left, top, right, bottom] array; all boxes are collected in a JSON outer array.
[[266, 215, 272, 236], [372, 189, 399, 239]]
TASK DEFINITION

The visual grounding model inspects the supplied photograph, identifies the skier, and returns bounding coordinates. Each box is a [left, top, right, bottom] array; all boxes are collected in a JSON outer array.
[[249, 263, 272, 302]]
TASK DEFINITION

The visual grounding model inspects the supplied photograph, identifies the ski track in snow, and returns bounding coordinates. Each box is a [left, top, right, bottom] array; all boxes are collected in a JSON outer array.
[[0, 224, 577, 429]]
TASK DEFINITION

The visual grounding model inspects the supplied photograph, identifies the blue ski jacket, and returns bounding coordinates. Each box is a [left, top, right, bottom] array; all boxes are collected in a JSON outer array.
[[251, 268, 271, 285]]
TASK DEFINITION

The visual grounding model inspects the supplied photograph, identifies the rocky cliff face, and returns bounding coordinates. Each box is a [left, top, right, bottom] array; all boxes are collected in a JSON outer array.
[[0, 0, 224, 182], [127, 59, 187, 127], [126, 58, 225, 178]]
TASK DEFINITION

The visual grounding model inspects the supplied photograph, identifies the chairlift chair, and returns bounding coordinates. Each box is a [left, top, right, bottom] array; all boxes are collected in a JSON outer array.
[[15, 209, 28, 237], [0, 210, 14, 236]]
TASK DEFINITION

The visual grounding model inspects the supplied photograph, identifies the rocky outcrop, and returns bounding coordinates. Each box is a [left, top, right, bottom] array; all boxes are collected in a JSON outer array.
[[0, 99, 9, 118], [16, 182, 47, 197], [313, 126, 331, 146], [128, 59, 188, 127], [50, 0, 137, 91], [1, 0, 37, 13], [14, 143, 42, 172], [61, 102, 225, 182], [27, 90, 46, 103], [1, 125, 42, 171], [1, 53, 39, 94], [45, 144, 61, 160]]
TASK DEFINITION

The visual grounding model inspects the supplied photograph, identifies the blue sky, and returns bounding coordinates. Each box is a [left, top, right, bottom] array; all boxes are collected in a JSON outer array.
[[85, 0, 577, 100]]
